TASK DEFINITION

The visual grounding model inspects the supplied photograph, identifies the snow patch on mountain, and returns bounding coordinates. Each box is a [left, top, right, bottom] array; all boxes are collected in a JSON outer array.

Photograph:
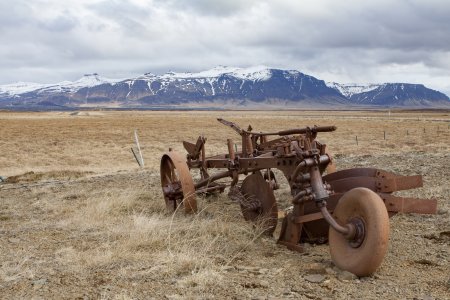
[[71, 73, 121, 87], [326, 82, 381, 98], [160, 66, 272, 81], [0, 73, 123, 96], [0, 82, 52, 96]]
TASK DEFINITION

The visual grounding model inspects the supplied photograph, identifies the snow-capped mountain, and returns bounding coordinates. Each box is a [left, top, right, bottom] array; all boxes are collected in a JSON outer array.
[[327, 82, 449, 106], [0, 67, 448, 109], [0, 73, 124, 97]]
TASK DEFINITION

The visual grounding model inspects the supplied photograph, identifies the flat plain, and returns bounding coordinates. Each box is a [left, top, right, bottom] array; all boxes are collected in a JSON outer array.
[[0, 110, 449, 299]]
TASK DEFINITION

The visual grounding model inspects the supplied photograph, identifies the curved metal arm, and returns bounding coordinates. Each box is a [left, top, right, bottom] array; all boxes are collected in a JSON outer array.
[[320, 205, 356, 240]]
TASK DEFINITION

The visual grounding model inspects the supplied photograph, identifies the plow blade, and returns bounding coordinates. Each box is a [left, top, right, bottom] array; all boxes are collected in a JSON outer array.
[[327, 176, 423, 193], [323, 168, 423, 193], [324, 168, 385, 181], [324, 167, 422, 181], [294, 192, 436, 223], [326, 192, 437, 215], [379, 193, 437, 214]]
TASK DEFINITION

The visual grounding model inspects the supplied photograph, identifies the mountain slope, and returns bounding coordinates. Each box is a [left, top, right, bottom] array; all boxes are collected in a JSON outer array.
[[327, 82, 449, 107]]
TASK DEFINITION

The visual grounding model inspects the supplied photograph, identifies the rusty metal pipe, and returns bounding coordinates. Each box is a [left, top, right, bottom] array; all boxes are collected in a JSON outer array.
[[292, 187, 313, 203], [194, 168, 263, 189], [318, 154, 331, 165], [310, 166, 329, 201], [320, 206, 355, 239], [246, 135, 254, 155], [290, 158, 315, 182], [194, 170, 232, 189], [251, 125, 337, 136], [196, 185, 225, 194], [227, 139, 235, 161]]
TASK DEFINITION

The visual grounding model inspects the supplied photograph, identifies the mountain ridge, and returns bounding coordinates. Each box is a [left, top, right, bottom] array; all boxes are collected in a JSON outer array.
[[0, 66, 449, 109]]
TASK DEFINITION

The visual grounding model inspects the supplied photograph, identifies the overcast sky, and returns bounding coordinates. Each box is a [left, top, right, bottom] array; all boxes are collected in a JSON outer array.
[[1, 0, 450, 94]]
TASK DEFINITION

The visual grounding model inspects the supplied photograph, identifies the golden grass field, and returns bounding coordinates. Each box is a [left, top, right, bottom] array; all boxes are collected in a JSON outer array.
[[0, 110, 449, 299]]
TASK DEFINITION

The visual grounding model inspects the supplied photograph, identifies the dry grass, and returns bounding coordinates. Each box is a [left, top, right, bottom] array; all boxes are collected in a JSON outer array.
[[0, 110, 448, 177], [0, 110, 449, 299]]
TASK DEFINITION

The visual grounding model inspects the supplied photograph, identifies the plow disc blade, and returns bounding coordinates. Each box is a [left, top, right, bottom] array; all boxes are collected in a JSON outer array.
[[240, 172, 278, 235], [161, 151, 197, 213]]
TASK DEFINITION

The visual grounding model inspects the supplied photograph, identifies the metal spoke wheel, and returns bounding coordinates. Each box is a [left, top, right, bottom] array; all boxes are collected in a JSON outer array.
[[240, 171, 278, 235], [329, 187, 389, 277], [160, 151, 197, 213]]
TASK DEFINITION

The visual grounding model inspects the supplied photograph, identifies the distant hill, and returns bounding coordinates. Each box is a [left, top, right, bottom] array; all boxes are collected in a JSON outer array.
[[0, 66, 448, 109]]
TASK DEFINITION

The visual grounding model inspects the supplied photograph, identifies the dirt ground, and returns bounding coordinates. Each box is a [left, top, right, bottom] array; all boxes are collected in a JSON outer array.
[[0, 110, 449, 299]]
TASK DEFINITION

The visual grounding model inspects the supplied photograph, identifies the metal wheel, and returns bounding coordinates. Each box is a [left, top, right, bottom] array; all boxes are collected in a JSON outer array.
[[329, 187, 389, 276], [240, 171, 278, 235], [160, 151, 197, 213]]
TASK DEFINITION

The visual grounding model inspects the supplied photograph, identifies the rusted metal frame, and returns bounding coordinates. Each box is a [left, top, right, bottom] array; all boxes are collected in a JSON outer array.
[[200, 140, 208, 179], [294, 211, 324, 223], [241, 132, 248, 158], [204, 158, 233, 169], [217, 118, 243, 135], [204, 156, 301, 169], [246, 134, 254, 155], [217, 118, 336, 137], [277, 203, 305, 252], [194, 170, 232, 189], [196, 184, 226, 194], [182, 136, 206, 160], [240, 157, 299, 169], [193, 167, 264, 190], [279, 150, 336, 250], [183, 141, 196, 157], [296, 153, 347, 237], [227, 139, 235, 161], [258, 137, 290, 150]]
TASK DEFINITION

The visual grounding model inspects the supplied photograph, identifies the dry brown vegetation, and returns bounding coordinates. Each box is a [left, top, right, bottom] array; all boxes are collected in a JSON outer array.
[[0, 110, 449, 299]]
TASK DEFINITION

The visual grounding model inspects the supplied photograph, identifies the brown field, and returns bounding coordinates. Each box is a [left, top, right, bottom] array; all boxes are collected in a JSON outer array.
[[0, 110, 449, 299]]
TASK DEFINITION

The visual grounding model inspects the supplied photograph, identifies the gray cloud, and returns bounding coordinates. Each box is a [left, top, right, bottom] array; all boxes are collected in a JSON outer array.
[[0, 0, 449, 95], [156, 0, 260, 17], [37, 13, 78, 32]]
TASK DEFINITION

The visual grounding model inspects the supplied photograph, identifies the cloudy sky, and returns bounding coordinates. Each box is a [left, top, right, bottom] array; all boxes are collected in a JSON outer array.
[[1, 0, 450, 94]]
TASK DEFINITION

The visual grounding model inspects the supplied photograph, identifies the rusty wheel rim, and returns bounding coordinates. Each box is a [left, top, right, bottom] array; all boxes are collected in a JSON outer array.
[[329, 187, 389, 277], [160, 151, 197, 213]]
